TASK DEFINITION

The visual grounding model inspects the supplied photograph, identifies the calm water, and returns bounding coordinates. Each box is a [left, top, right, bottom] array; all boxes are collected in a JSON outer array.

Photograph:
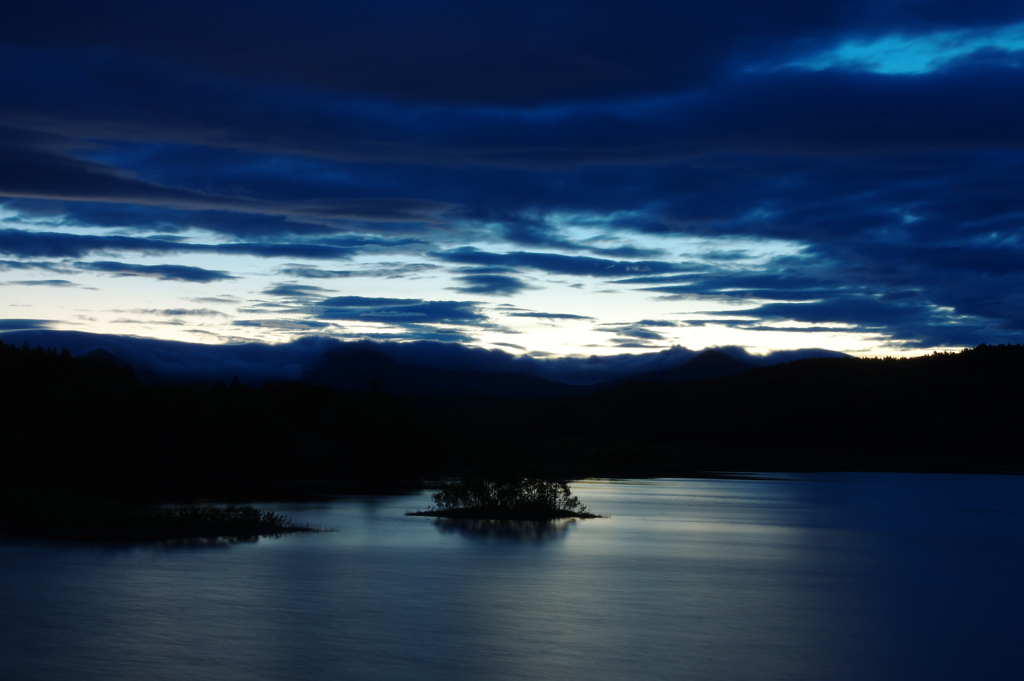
[[2, 474, 1023, 680]]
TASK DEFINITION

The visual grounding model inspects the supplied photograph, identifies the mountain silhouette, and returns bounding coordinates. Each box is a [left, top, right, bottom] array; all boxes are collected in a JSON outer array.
[[304, 347, 771, 398], [488, 344, 1024, 470], [305, 347, 588, 398], [304, 347, 767, 398], [0, 329, 851, 388], [5, 337, 1024, 486], [594, 349, 755, 389], [82, 347, 169, 383]]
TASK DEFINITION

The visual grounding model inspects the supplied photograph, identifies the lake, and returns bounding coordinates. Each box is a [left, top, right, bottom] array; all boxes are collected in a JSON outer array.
[[2, 473, 1023, 680]]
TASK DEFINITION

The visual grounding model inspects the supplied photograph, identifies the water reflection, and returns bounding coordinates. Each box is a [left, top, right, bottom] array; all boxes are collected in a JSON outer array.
[[5, 476, 1024, 681], [159, 535, 262, 547], [432, 517, 578, 541], [0, 534, 262, 553]]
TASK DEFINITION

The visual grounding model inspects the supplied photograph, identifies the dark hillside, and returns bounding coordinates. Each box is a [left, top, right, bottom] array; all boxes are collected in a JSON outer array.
[[306, 346, 587, 398], [0, 340, 459, 496], [5, 341, 1024, 495], [471, 345, 1024, 472], [594, 349, 755, 388]]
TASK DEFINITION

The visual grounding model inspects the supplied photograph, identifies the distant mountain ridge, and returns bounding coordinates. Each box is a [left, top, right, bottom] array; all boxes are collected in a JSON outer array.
[[508, 343, 1024, 462], [304, 346, 588, 398], [594, 349, 755, 389], [0, 329, 849, 395], [5, 335, 1023, 479], [409, 343, 1024, 472], [306, 347, 765, 398]]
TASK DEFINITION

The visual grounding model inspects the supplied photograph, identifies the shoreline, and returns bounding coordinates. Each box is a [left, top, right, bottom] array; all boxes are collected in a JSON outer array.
[[0, 487, 326, 544]]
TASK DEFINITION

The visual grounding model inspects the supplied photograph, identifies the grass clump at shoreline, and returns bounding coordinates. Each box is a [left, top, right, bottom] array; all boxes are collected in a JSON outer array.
[[407, 477, 600, 520], [0, 487, 324, 543]]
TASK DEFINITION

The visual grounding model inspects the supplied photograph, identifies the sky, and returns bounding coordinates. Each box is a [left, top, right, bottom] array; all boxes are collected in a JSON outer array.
[[2, 1, 1023, 361]]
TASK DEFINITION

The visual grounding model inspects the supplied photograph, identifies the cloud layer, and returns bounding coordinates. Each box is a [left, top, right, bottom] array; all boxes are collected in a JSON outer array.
[[2, 2, 1023, 354]]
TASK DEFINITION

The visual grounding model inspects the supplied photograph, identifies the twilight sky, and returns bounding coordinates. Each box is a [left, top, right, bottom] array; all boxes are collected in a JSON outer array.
[[2, 1, 1023, 359]]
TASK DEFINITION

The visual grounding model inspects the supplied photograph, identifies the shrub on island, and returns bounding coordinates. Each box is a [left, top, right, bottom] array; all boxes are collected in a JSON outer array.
[[0, 488, 323, 543], [408, 477, 599, 520]]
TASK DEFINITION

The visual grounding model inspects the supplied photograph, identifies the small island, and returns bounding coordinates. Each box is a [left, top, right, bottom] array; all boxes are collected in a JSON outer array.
[[0, 487, 323, 543], [407, 477, 601, 520]]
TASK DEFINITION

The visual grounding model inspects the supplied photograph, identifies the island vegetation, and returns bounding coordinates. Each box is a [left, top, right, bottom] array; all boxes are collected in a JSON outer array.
[[0, 487, 323, 543], [407, 477, 600, 520]]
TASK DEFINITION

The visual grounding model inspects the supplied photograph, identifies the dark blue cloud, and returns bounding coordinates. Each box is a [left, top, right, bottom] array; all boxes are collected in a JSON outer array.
[[7, 201, 332, 238], [702, 294, 1021, 347], [4, 279, 77, 287], [135, 308, 227, 317], [277, 266, 354, 279], [233, 319, 332, 330], [319, 296, 419, 307], [508, 312, 594, 320], [210, 241, 362, 259], [10, 195, 437, 243], [0, 319, 57, 330], [597, 324, 669, 341], [4, 1, 1022, 107], [0, 124, 452, 234], [190, 295, 239, 304], [349, 326, 481, 345], [432, 247, 691, 278], [0, 2, 827, 106], [1, 2, 1024, 350], [607, 339, 663, 348], [451, 273, 532, 296], [7, 55, 1020, 179], [76, 260, 237, 283], [613, 273, 710, 285], [263, 284, 333, 298], [640, 278, 844, 302], [713, 296, 917, 325], [0, 258, 73, 273], [0, 228, 360, 259], [316, 296, 491, 327], [276, 262, 440, 279]]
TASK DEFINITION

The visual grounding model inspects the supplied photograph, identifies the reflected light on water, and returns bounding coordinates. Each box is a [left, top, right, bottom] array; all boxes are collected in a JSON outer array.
[[431, 517, 579, 541], [2, 474, 1023, 681]]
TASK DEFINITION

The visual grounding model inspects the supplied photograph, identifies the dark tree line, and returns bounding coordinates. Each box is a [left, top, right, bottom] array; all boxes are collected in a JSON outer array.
[[4, 340, 1023, 497], [0, 340, 463, 495], [408, 345, 1024, 475]]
